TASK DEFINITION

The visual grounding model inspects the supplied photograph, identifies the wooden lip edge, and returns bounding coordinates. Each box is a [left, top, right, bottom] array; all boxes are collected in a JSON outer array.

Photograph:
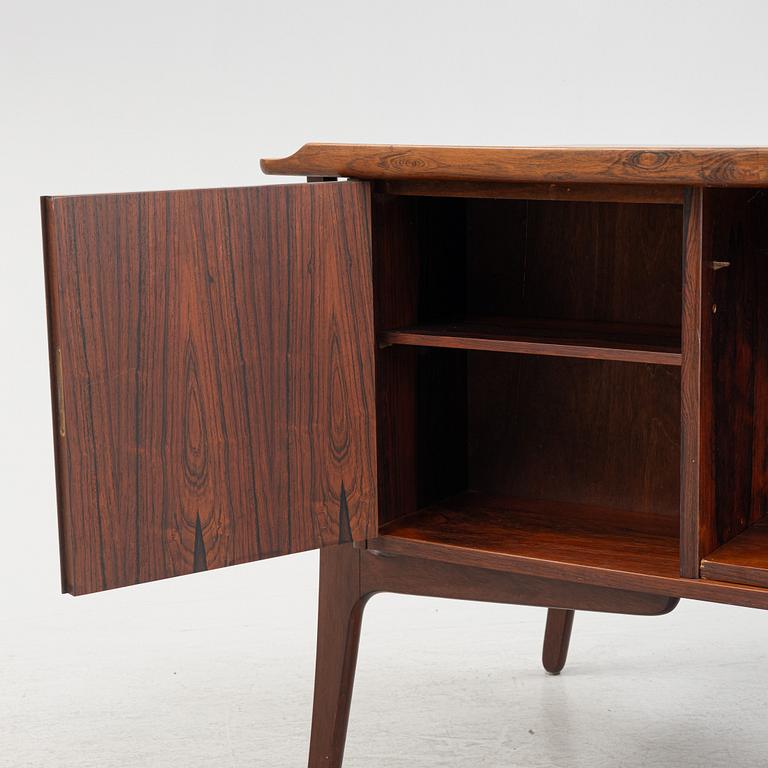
[[378, 330, 683, 366], [260, 143, 768, 186], [700, 560, 768, 589]]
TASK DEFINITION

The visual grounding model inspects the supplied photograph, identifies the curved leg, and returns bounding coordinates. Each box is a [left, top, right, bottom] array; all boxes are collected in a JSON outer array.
[[540, 598, 679, 675], [306, 545, 682, 764], [542, 608, 575, 675], [308, 544, 371, 768]]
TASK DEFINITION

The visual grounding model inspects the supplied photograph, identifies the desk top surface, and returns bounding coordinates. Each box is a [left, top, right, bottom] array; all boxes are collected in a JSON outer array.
[[261, 143, 768, 187]]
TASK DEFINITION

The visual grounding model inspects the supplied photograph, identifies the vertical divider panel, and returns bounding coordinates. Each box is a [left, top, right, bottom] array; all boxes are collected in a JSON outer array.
[[372, 193, 420, 528], [680, 187, 716, 577]]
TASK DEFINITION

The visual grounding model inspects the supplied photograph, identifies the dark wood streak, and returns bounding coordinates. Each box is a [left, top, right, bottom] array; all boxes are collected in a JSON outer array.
[[134, 196, 144, 583], [42, 182, 377, 595], [338, 483, 352, 544], [261, 144, 768, 187], [193, 513, 208, 572]]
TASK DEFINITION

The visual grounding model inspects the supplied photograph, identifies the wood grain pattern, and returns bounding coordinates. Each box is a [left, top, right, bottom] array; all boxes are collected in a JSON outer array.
[[708, 190, 768, 547], [378, 492, 681, 579], [377, 179, 686, 204], [42, 182, 378, 595], [466, 199, 683, 328], [308, 544, 370, 768], [360, 547, 680, 616], [467, 354, 681, 523], [261, 144, 768, 187], [701, 518, 768, 587], [380, 318, 682, 366], [368, 526, 768, 612]]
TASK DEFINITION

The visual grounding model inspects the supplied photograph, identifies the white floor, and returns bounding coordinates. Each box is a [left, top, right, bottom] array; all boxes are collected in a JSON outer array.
[[2, 551, 767, 768]]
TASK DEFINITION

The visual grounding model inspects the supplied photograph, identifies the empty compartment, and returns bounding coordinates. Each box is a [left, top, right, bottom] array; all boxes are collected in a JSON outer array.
[[376, 348, 681, 578], [700, 190, 768, 587], [373, 190, 684, 578], [377, 194, 684, 365]]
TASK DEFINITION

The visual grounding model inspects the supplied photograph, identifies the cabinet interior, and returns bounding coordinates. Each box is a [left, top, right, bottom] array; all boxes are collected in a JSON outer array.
[[373, 191, 684, 579], [699, 189, 768, 587]]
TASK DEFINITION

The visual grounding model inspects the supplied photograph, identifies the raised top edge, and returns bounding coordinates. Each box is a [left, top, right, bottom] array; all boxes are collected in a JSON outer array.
[[260, 143, 768, 187]]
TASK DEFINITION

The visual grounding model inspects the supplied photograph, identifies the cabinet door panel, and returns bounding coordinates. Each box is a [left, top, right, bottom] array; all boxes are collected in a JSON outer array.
[[43, 182, 377, 595]]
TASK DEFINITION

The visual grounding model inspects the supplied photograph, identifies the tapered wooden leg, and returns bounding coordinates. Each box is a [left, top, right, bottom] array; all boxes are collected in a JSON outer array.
[[308, 544, 372, 768], [542, 608, 575, 675], [306, 547, 681, 764]]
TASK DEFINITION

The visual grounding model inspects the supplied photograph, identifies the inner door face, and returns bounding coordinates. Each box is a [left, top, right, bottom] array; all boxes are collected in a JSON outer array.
[[43, 181, 377, 595]]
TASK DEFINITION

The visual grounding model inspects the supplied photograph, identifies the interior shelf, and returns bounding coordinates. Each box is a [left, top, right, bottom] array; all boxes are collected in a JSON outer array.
[[380, 318, 681, 366], [377, 492, 680, 579], [701, 518, 768, 588], [372, 194, 684, 582]]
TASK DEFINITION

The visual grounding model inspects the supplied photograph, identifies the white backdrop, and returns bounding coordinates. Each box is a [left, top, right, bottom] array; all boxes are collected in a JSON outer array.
[[2, 2, 768, 766]]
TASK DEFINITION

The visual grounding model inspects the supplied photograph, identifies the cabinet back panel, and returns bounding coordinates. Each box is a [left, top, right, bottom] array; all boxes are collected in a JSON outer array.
[[417, 197, 467, 323], [417, 348, 468, 508], [467, 354, 681, 518], [466, 199, 683, 327]]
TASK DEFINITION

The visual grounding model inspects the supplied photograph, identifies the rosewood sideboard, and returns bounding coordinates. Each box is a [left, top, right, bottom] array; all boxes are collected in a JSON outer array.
[[42, 144, 768, 766]]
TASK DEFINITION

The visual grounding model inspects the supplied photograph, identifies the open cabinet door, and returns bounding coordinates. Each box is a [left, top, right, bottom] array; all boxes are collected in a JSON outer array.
[[42, 181, 377, 595]]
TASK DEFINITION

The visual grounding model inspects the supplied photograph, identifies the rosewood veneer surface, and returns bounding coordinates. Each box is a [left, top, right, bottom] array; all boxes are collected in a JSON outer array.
[[380, 318, 682, 366], [262, 144, 768, 186], [42, 182, 378, 595], [378, 492, 680, 579], [701, 518, 768, 588]]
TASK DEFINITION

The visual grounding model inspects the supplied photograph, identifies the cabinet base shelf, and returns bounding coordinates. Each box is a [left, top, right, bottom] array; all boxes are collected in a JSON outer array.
[[701, 518, 768, 588], [376, 492, 680, 581]]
